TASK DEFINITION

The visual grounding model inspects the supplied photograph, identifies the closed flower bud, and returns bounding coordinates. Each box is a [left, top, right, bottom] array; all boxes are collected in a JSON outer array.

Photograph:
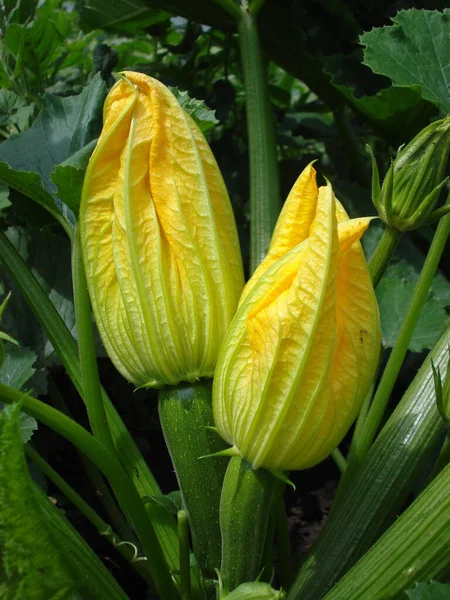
[[370, 116, 450, 231], [213, 164, 381, 471], [80, 72, 244, 388]]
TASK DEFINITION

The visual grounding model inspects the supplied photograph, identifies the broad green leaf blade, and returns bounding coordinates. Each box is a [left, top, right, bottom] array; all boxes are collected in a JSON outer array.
[[407, 582, 450, 599], [79, 0, 170, 34], [377, 260, 450, 351], [0, 343, 39, 441], [361, 9, 450, 113], [51, 140, 97, 216], [0, 344, 35, 389], [325, 52, 436, 144], [170, 87, 219, 134], [288, 322, 450, 600], [0, 402, 74, 599], [0, 74, 106, 228], [0, 402, 128, 600]]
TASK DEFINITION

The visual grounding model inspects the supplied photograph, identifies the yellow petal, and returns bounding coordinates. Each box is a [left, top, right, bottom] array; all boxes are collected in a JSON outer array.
[[81, 73, 244, 387], [240, 163, 318, 304]]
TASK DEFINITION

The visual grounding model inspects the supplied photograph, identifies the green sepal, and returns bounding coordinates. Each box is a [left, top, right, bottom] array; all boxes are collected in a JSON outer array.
[[366, 144, 381, 212], [405, 177, 449, 230], [199, 446, 240, 460], [422, 203, 450, 226], [269, 469, 296, 491]]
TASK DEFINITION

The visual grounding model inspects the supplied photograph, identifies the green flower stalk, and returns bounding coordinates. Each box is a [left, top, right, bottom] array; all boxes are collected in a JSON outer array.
[[370, 116, 450, 231]]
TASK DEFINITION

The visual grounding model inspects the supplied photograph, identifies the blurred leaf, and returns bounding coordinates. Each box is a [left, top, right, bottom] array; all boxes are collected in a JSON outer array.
[[406, 582, 450, 599], [376, 260, 450, 351], [144, 490, 182, 515], [51, 140, 97, 216], [325, 51, 435, 143], [18, 412, 37, 443], [170, 87, 219, 134], [1, 227, 76, 362], [79, 0, 170, 34], [0, 344, 36, 389], [0, 74, 106, 228], [361, 9, 450, 114], [0, 182, 11, 216], [0, 403, 74, 599], [4, 17, 63, 76]]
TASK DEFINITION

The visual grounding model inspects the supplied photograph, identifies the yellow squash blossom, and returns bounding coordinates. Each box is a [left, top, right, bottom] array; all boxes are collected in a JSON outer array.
[[213, 164, 381, 471], [80, 72, 244, 388]]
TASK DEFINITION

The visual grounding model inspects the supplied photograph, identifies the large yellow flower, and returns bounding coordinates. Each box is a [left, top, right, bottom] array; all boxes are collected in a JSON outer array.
[[213, 164, 381, 471], [80, 72, 244, 388]]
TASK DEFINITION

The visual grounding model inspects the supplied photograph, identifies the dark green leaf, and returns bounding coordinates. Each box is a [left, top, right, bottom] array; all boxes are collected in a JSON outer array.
[[361, 9, 450, 114], [170, 87, 219, 134], [406, 581, 450, 599], [1, 227, 76, 362], [51, 140, 97, 216], [18, 413, 37, 443], [0, 402, 127, 599], [376, 260, 450, 351], [0, 182, 11, 216], [79, 0, 171, 34], [0, 74, 106, 228], [0, 403, 74, 599], [325, 52, 435, 143], [0, 344, 36, 389], [144, 490, 182, 515]]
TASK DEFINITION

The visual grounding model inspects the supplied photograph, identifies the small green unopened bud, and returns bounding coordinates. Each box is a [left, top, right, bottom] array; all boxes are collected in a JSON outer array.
[[370, 116, 450, 231], [223, 582, 285, 600]]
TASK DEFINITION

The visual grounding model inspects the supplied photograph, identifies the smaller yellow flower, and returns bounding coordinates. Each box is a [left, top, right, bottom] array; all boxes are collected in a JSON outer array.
[[80, 72, 244, 388], [213, 164, 381, 471]]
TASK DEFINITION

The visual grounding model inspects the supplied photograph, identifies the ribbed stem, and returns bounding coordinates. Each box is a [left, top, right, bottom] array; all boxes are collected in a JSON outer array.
[[237, 5, 280, 272], [159, 381, 227, 582], [323, 462, 450, 599], [220, 457, 278, 593], [368, 226, 402, 288]]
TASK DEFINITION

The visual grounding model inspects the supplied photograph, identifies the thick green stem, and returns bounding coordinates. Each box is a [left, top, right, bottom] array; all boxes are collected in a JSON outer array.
[[0, 383, 178, 600], [369, 226, 402, 288], [220, 457, 278, 593], [25, 445, 151, 584], [178, 510, 191, 600], [346, 208, 450, 477], [72, 224, 114, 454], [323, 462, 450, 599], [159, 381, 227, 583], [237, 5, 280, 272]]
